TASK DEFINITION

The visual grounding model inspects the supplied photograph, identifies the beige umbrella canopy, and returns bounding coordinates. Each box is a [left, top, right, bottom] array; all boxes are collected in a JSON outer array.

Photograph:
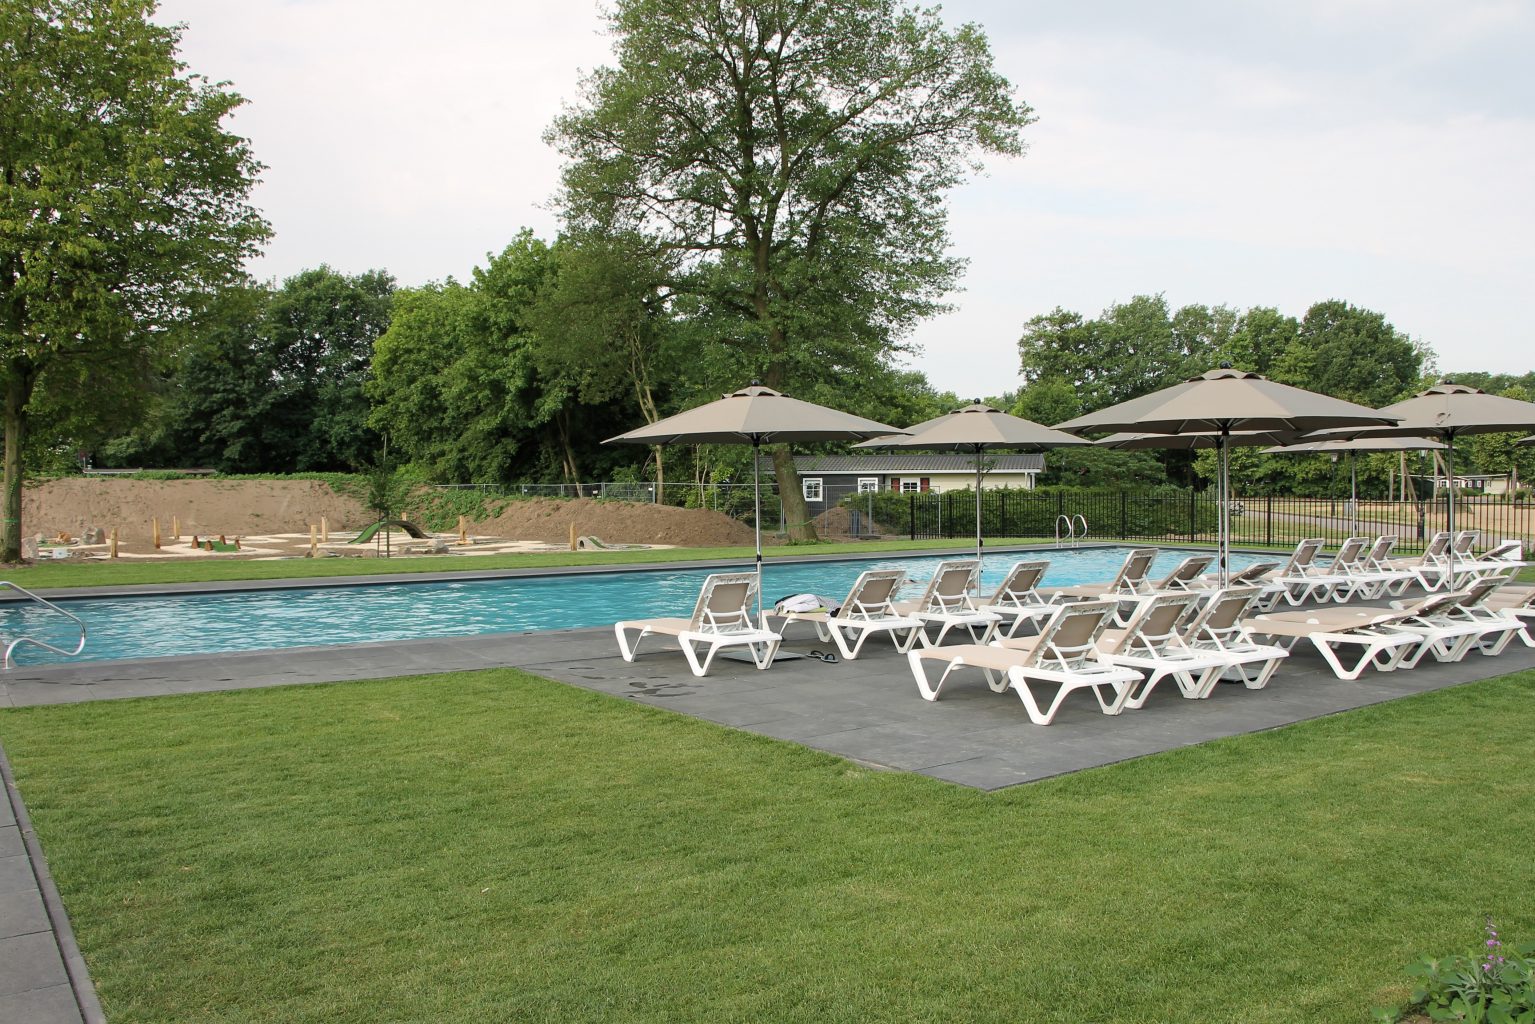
[[1097, 429, 1302, 450], [1299, 381, 1535, 568], [606, 384, 905, 614], [855, 402, 1093, 562], [1056, 366, 1400, 583], [1524, 436, 1535, 446]]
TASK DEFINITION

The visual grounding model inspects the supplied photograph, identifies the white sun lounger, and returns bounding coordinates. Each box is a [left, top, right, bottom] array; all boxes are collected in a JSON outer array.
[[764, 568, 925, 659], [906, 599, 1142, 724], [615, 572, 782, 676], [1398, 575, 1533, 660], [975, 560, 1060, 639], [1241, 595, 1459, 680], [1262, 538, 1350, 607], [892, 559, 1001, 646], [1041, 547, 1160, 602], [1177, 587, 1290, 694], [1078, 591, 1227, 709]]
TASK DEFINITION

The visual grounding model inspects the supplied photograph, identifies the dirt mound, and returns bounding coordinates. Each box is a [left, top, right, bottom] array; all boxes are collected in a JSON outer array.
[[23, 479, 370, 543], [21, 479, 756, 550], [470, 497, 755, 548]]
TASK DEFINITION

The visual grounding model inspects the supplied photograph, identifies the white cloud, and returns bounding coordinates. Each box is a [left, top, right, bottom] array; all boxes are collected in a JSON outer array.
[[154, 0, 1534, 400]]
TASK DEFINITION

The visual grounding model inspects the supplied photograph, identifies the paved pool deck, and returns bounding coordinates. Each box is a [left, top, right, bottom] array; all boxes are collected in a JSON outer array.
[[1, 556, 1533, 1022]]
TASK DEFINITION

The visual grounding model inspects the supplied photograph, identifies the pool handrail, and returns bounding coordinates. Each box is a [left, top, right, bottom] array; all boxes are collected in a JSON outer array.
[[1054, 515, 1090, 549], [1, 580, 87, 668]]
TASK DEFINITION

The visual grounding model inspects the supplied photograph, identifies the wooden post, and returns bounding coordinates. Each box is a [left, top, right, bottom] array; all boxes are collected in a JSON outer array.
[[109, 527, 119, 559], [309, 524, 318, 558], [171, 515, 180, 540], [569, 522, 578, 551], [152, 517, 161, 549], [457, 515, 468, 545], [320, 516, 329, 543]]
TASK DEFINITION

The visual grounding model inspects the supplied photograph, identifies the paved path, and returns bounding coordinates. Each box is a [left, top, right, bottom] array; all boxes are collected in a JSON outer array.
[[0, 743, 103, 1023]]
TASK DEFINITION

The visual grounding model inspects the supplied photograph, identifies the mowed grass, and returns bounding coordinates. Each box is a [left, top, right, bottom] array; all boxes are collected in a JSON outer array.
[[3, 670, 1534, 1023]]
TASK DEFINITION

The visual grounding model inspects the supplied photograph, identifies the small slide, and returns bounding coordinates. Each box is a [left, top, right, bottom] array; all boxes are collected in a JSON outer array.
[[348, 519, 431, 544]]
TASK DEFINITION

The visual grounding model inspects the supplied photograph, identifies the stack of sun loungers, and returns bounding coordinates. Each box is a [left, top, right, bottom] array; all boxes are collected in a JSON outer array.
[[612, 539, 1532, 712]]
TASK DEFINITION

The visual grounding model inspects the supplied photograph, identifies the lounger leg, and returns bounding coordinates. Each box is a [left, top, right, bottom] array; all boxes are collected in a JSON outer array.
[[678, 636, 711, 676], [1309, 636, 1379, 680], [1006, 670, 1059, 725], [909, 650, 961, 701], [614, 622, 652, 663], [1122, 668, 1170, 710]]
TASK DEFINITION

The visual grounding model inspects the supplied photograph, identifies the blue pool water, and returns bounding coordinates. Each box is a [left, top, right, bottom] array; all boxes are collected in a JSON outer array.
[[3, 547, 1264, 666]]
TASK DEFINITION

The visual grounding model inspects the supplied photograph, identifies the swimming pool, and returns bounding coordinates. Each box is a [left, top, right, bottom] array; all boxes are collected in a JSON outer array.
[[4, 547, 1265, 666]]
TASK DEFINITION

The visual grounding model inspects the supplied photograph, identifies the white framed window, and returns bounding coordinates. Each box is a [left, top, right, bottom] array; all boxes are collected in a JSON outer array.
[[857, 477, 879, 493], [901, 480, 921, 493], [802, 477, 823, 502]]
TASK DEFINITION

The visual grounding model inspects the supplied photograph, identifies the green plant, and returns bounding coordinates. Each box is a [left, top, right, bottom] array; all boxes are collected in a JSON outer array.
[[1375, 919, 1535, 1023]]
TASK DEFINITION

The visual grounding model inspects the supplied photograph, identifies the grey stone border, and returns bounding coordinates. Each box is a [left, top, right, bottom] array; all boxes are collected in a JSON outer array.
[[0, 739, 105, 1023]]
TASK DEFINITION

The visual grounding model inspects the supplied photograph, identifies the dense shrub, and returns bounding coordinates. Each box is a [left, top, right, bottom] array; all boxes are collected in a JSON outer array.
[[841, 486, 1219, 540]]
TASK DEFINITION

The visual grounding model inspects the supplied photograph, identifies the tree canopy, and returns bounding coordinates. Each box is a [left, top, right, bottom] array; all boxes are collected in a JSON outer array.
[[0, 0, 268, 557], [547, 0, 1034, 537]]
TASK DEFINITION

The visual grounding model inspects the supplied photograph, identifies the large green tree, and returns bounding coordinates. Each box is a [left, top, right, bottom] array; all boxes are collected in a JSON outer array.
[[1270, 300, 1423, 408], [369, 234, 640, 486], [0, 0, 267, 559], [548, 0, 1033, 539]]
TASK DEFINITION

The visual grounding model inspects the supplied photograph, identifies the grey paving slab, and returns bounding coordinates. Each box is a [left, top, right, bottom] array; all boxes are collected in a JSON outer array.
[[0, 827, 19, 859], [0, 932, 68, 996], [0, 984, 83, 1024], [0, 857, 34, 896], [0, 888, 49, 940]]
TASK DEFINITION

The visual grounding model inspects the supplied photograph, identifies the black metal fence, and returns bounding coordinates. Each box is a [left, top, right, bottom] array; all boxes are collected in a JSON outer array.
[[433, 482, 1535, 553], [862, 490, 1535, 554]]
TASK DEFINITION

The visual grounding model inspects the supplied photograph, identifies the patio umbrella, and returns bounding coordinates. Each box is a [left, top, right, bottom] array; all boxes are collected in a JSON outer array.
[[1054, 366, 1400, 584], [853, 402, 1093, 565], [605, 384, 905, 618], [1260, 436, 1447, 536], [1298, 381, 1535, 574]]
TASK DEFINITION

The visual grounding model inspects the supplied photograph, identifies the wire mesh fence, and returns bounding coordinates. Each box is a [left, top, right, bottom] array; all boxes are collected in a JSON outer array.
[[430, 482, 1535, 552]]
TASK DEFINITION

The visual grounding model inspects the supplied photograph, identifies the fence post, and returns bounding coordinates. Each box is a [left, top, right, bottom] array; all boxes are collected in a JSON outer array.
[[909, 493, 916, 541], [999, 492, 1007, 537], [1266, 494, 1273, 548], [1188, 488, 1196, 543], [1119, 491, 1128, 539]]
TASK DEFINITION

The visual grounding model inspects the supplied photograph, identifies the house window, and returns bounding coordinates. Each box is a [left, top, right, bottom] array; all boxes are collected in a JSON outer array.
[[857, 477, 879, 493], [901, 480, 921, 493], [802, 478, 823, 502]]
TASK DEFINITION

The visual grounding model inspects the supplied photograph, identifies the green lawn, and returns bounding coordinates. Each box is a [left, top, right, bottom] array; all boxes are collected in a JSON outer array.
[[14, 533, 1532, 590], [5, 536, 1050, 589], [3, 668, 1532, 1023]]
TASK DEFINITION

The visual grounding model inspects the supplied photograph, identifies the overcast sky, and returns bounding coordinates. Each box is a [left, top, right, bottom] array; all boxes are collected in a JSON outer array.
[[154, 0, 1534, 399]]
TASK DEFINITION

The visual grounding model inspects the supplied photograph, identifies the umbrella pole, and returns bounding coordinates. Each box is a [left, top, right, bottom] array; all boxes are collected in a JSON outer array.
[[974, 446, 983, 587], [1350, 452, 1358, 537], [1444, 431, 1455, 583], [753, 437, 764, 623], [1220, 429, 1231, 587]]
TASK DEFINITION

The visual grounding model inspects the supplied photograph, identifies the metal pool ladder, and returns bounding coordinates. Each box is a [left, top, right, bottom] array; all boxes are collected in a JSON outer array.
[[1, 581, 87, 668], [1054, 515, 1089, 549]]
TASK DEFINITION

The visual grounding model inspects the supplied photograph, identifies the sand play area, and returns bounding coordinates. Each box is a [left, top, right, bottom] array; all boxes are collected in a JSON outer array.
[[19, 478, 759, 562]]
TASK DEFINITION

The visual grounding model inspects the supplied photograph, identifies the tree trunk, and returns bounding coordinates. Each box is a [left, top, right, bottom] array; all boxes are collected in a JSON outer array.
[[3, 358, 32, 562], [770, 445, 816, 542], [629, 331, 663, 496]]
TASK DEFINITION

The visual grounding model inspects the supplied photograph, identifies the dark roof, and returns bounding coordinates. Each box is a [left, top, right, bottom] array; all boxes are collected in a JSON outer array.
[[787, 454, 1044, 474]]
